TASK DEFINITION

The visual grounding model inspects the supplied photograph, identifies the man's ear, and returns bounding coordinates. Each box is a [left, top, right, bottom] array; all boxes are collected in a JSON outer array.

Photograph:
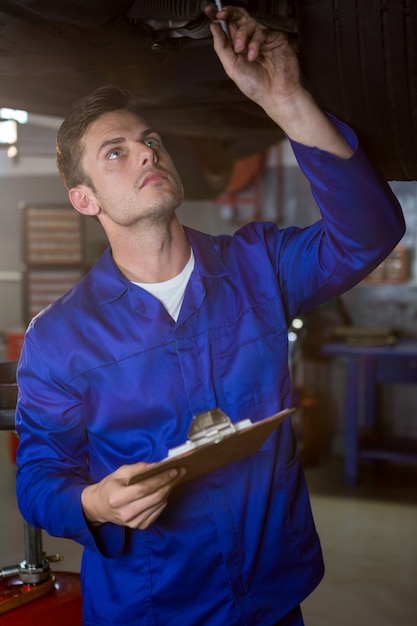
[[69, 185, 100, 216]]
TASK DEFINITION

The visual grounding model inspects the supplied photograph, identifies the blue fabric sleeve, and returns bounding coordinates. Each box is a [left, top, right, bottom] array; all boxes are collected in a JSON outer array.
[[15, 336, 125, 557], [274, 115, 406, 316]]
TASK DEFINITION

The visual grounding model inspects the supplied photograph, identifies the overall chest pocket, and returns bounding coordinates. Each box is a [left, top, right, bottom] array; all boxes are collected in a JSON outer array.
[[209, 299, 290, 419]]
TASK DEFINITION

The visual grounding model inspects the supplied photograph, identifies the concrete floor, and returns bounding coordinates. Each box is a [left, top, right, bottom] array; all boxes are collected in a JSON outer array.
[[1, 431, 416, 625]]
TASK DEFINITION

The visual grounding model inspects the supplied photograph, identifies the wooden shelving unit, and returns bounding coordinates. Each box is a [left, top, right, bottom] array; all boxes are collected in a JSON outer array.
[[21, 204, 86, 324]]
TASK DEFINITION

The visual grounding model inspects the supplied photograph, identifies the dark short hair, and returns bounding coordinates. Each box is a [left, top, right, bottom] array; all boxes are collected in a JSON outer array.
[[56, 85, 144, 190]]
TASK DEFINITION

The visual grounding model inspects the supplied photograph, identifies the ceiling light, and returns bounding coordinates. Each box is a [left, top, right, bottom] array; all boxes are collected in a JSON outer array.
[[0, 119, 17, 144], [0, 107, 28, 124], [7, 144, 18, 158]]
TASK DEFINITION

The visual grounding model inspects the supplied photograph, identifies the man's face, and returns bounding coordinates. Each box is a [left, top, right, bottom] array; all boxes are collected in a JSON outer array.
[[79, 109, 184, 228]]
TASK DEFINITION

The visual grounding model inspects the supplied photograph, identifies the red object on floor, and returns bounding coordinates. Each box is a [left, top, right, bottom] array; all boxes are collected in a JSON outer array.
[[0, 572, 82, 625], [5, 330, 24, 464], [8, 433, 18, 463], [6, 331, 25, 361]]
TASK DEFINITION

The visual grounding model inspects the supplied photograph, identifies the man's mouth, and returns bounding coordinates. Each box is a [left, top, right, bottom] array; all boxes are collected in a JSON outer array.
[[140, 170, 168, 188]]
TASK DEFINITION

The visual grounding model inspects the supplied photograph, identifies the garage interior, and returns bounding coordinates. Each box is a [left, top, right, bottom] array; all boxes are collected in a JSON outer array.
[[0, 2, 416, 624]]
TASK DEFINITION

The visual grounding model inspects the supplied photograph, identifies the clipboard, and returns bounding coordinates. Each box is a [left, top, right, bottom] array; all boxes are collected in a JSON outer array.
[[128, 407, 294, 486]]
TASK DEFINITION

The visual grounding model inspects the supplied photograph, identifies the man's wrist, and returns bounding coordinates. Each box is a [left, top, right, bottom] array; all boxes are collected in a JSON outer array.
[[264, 89, 354, 159], [81, 483, 103, 527]]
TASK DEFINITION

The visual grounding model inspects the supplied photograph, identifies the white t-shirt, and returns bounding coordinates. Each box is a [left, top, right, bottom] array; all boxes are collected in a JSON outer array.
[[132, 250, 195, 322]]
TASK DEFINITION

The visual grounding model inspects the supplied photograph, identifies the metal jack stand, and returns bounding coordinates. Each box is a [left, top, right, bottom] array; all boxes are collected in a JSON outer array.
[[0, 361, 82, 624], [0, 521, 57, 615]]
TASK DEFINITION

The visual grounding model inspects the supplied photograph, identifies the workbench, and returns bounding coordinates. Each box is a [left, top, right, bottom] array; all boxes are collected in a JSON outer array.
[[321, 341, 417, 485]]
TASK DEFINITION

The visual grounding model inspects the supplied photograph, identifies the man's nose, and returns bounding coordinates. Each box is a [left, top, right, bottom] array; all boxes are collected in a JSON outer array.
[[138, 142, 157, 167]]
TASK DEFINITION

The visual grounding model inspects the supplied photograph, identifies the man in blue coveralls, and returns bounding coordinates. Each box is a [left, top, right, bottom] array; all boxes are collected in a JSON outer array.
[[15, 4, 405, 625]]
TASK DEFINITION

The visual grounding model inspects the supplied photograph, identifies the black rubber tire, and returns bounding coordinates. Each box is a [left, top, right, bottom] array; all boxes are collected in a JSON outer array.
[[296, 0, 417, 180]]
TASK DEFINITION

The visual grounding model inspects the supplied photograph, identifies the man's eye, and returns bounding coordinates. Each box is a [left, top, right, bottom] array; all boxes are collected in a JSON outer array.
[[107, 148, 123, 160], [144, 137, 160, 148]]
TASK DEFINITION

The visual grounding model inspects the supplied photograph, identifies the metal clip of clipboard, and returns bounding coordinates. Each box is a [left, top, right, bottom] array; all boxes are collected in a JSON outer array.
[[167, 408, 252, 458]]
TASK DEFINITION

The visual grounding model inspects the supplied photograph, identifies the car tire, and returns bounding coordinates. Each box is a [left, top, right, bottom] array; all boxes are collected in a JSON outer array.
[[296, 0, 417, 180]]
